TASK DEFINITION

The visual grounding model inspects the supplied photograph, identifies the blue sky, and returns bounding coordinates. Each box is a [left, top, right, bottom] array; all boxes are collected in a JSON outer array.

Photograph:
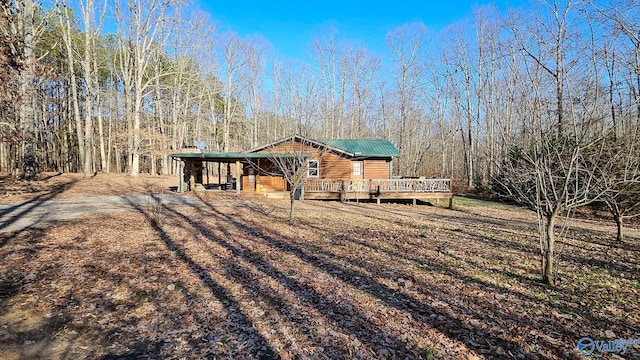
[[197, 0, 528, 60]]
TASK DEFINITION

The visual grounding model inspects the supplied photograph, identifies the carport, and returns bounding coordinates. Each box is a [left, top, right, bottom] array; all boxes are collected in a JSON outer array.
[[169, 152, 281, 193]]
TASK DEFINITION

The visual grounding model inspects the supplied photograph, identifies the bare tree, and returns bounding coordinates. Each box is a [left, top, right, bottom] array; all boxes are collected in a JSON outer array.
[[218, 32, 249, 152], [386, 23, 427, 177], [588, 0, 640, 128], [591, 133, 640, 241], [13, 0, 41, 180], [493, 130, 608, 286], [57, 4, 85, 168], [516, 0, 579, 137], [245, 38, 269, 148], [115, 0, 180, 177], [311, 30, 342, 138], [246, 137, 328, 222], [58, 0, 107, 177], [442, 25, 479, 189], [345, 47, 380, 138], [0, 0, 23, 175], [79, 0, 106, 177]]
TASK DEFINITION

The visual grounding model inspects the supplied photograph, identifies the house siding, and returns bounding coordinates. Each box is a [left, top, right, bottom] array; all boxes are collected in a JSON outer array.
[[242, 160, 288, 192], [364, 159, 390, 179], [244, 139, 394, 192], [257, 140, 353, 180]]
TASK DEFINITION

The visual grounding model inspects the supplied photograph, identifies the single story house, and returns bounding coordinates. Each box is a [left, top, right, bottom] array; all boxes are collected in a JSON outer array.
[[170, 135, 399, 192], [241, 135, 400, 193], [170, 135, 452, 206]]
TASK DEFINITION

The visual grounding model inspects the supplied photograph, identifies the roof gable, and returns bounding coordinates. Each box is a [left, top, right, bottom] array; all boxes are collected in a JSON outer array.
[[247, 135, 352, 156], [248, 135, 400, 158]]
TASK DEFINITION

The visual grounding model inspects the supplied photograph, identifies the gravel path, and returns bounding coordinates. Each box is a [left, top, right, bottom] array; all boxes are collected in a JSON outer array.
[[0, 194, 246, 233]]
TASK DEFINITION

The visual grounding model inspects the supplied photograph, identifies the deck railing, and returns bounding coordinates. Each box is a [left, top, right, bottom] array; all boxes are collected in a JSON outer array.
[[304, 178, 451, 193]]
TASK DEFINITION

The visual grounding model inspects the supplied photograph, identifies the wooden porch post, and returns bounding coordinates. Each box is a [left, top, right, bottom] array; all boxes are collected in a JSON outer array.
[[236, 160, 241, 194], [218, 162, 221, 187], [189, 160, 195, 192], [178, 160, 184, 193], [205, 162, 209, 186]]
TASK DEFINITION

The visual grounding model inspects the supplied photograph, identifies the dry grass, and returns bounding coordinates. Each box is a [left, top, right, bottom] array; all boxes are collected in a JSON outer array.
[[0, 173, 638, 359]]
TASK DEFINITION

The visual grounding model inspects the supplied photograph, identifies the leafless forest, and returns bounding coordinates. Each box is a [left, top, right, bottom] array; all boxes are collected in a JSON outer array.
[[0, 0, 637, 182]]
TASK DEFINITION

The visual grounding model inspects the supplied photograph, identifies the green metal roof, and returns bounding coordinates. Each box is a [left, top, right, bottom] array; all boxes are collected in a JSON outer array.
[[315, 139, 400, 158]]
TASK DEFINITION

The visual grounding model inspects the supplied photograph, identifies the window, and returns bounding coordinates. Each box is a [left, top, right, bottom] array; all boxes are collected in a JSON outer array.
[[307, 160, 319, 177], [352, 162, 362, 176]]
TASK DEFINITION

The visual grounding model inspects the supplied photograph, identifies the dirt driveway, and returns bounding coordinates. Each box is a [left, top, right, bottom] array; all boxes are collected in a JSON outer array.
[[0, 173, 204, 234]]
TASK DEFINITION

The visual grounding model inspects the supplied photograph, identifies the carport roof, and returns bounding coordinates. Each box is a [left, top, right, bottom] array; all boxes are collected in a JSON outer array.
[[169, 152, 309, 162]]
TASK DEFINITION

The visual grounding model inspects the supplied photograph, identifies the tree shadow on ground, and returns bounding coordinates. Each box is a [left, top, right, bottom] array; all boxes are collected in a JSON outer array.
[[0, 177, 78, 234], [123, 197, 280, 359], [305, 201, 639, 350], [162, 203, 423, 357], [324, 201, 638, 335], [0, 232, 147, 360], [160, 199, 561, 359]]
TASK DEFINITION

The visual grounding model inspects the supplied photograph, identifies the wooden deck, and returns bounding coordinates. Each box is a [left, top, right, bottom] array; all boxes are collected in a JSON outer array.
[[303, 178, 453, 207]]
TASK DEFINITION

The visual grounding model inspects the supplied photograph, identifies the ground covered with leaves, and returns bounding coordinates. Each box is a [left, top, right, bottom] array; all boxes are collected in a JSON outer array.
[[0, 174, 638, 359]]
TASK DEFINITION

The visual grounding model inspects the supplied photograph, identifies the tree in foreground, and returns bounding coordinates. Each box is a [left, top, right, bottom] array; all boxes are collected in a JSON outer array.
[[246, 137, 327, 222], [492, 131, 606, 286], [590, 134, 640, 241]]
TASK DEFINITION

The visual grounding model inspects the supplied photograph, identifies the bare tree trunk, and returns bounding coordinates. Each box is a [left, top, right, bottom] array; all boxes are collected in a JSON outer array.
[[289, 192, 295, 222], [614, 213, 624, 242], [83, 34, 93, 178], [17, 0, 37, 180], [60, 7, 85, 166], [97, 91, 106, 171], [131, 97, 141, 176], [543, 211, 557, 286], [386, 24, 426, 177], [115, 0, 175, 177], [106, 101, 113, 173]]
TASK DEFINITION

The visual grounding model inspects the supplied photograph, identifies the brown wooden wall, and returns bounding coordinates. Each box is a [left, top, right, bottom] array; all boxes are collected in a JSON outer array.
[[241, 160, 289, 192], [246, 140, 393, 188], [363, 160, 390, 179], [256, 175, 287, 192], [241, 174, 254, 192], [258, 140, 353, 180]]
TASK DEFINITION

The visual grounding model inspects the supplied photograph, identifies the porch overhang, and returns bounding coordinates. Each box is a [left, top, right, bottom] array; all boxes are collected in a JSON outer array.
[[169, 152, 300, 163], [169, 152, 311, 193]]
